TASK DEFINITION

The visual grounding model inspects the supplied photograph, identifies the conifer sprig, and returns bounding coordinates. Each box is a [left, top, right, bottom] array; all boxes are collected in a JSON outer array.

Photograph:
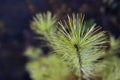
[[25, 47, 70, 80], [50, 14, 107, 79], [31, 11, 57, 37], [30, 12, 108, 79], [103, 56, 120, 80]]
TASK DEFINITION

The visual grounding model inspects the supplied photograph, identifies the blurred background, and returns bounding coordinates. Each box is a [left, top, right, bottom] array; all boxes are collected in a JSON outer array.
[[0, 0, 119, 80]]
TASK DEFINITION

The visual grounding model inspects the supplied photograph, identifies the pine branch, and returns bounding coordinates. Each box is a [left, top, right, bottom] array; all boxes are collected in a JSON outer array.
[[25, 47, 70, 80], [50, 14, 108, 79], [31, 11, 57, 39], [30, 12, 108, 80]]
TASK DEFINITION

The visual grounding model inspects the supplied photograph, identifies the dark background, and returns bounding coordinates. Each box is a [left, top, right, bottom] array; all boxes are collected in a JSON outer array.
[[0, 0, 120, 80]]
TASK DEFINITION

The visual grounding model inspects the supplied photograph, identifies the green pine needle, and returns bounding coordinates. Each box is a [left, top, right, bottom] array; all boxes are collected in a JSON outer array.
[[31, 11, 57, 37], [50, 14, 107, 79], [26, 54, 70, 80], [103, 56, 120, 80], [109, 36, 120, 55], [24, 46, 42, 59], [30, 12, 108, 79], [102, 36, 120, 80]]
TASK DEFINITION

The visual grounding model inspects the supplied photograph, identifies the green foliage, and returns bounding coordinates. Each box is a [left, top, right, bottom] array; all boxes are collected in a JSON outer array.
[[49, 14, 107, 79], [102, 56, 120, 80], [25, 12, 120, 80], [24, 46, 42, 59], [109, 36, 120, 55], [31, 11, 57, 38], [101, 36, 120, 80], [30, 12, 108, 79], [25, 47, 70, 80]]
